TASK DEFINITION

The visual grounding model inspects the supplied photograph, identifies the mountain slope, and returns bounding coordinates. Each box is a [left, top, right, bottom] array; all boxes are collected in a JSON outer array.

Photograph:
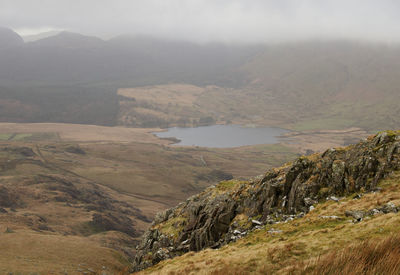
[[0, 143, 150, 273], [0, 27, 23, 49], [239, 41, 400, 131], [29, 31, 105, 48], [132, 130, 400, 273]]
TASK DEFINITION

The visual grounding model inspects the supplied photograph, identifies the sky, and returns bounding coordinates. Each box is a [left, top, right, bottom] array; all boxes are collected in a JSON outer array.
[[1, 0, 400, 43]]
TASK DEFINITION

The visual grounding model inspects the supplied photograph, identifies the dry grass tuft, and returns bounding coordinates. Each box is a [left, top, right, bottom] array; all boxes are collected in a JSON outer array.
[[301, 233, 400, 275]]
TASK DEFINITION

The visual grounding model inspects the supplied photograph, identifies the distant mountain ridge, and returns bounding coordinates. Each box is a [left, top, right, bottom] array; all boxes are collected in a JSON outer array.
[[22, 30, 62, 42], [0, 27, 254, 87], [28, 31, 105, 48]]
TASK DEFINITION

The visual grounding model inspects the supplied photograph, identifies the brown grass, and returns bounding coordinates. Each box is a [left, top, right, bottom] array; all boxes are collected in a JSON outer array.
[[0, 230, 129, 274], [301, 234, 400, 275], [0, 122, 166, 143]]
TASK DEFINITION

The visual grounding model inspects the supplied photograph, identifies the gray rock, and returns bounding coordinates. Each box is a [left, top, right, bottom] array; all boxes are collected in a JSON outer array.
[[328, 196, 340, 202], [251, 219, 262, 225], [267, 228, 282, 234], [370, 209, 381, 215], [181, 239, 190, 245], [380, 202, 397, 213], [345, 210, 365, 222]]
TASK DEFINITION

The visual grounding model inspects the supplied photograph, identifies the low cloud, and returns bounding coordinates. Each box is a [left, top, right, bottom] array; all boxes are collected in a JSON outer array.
[[1, 0, 400, 43]]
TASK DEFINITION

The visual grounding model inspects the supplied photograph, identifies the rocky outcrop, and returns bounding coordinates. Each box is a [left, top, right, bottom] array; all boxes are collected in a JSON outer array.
[[132, 131, 400, 272]]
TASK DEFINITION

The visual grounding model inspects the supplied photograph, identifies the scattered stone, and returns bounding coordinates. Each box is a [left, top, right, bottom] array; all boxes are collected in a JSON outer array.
[[319, 215, 340, 220], [251, 219, 262, 226], [370, 209, 381, 215], [380, 202, 398, 213], [267, 228, 283, 234], [327, 196, 340, 202], [345, 210, 365, 222], [309, 206, 315, 211], [233, 230, 242, 235]]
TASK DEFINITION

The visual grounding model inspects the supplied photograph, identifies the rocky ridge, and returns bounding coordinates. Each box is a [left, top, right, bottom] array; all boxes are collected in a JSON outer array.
[[132, 131, 400, 272]]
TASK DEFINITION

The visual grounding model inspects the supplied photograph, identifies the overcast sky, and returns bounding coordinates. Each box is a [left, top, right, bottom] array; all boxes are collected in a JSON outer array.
[[1, 0, 400, 43]]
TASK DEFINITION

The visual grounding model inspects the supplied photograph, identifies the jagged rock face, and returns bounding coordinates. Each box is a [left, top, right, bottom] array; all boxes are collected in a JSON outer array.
[[132, 131, 400, 272]]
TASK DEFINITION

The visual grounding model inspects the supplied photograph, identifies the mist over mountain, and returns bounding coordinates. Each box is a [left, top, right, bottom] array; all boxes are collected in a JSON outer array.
[[0, 27, 24, 49], [22, 30, 62, 42], [29, 31, 105, 48], [0, 27, 257, 87], [1, 26, 400, 130]]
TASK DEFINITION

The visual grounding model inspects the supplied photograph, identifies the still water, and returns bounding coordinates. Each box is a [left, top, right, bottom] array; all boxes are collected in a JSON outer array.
[[154, 125, 289, 148]]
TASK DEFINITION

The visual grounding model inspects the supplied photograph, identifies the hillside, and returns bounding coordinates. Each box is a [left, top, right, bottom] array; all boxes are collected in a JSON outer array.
[[0, 123, 302, 273], [0, 144, 147, 273], [0, 28, 400, 131], [239, 41, 400, 131], [132, 130, 400, 274]]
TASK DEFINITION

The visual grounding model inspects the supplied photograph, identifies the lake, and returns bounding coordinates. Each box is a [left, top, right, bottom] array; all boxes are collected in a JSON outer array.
[[154, 125, 289, 148]]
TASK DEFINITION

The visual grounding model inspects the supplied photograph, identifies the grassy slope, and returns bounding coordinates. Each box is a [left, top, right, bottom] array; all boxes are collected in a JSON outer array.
[[0, 131, 298, 273], [0, 144, 138, 273], [0, 231, 129, 274], [136, 166, 400, 275]]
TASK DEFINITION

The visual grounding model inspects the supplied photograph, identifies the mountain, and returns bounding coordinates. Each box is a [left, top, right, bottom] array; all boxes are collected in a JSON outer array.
[[0, 31, 255, 86], [0, 29, 400, 131], [22, 30, 61, 42], [238, 41, 400, 131], [132, 131, 400, 273], [29, 31, 105, 48], [0, 27, 23, 49]]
